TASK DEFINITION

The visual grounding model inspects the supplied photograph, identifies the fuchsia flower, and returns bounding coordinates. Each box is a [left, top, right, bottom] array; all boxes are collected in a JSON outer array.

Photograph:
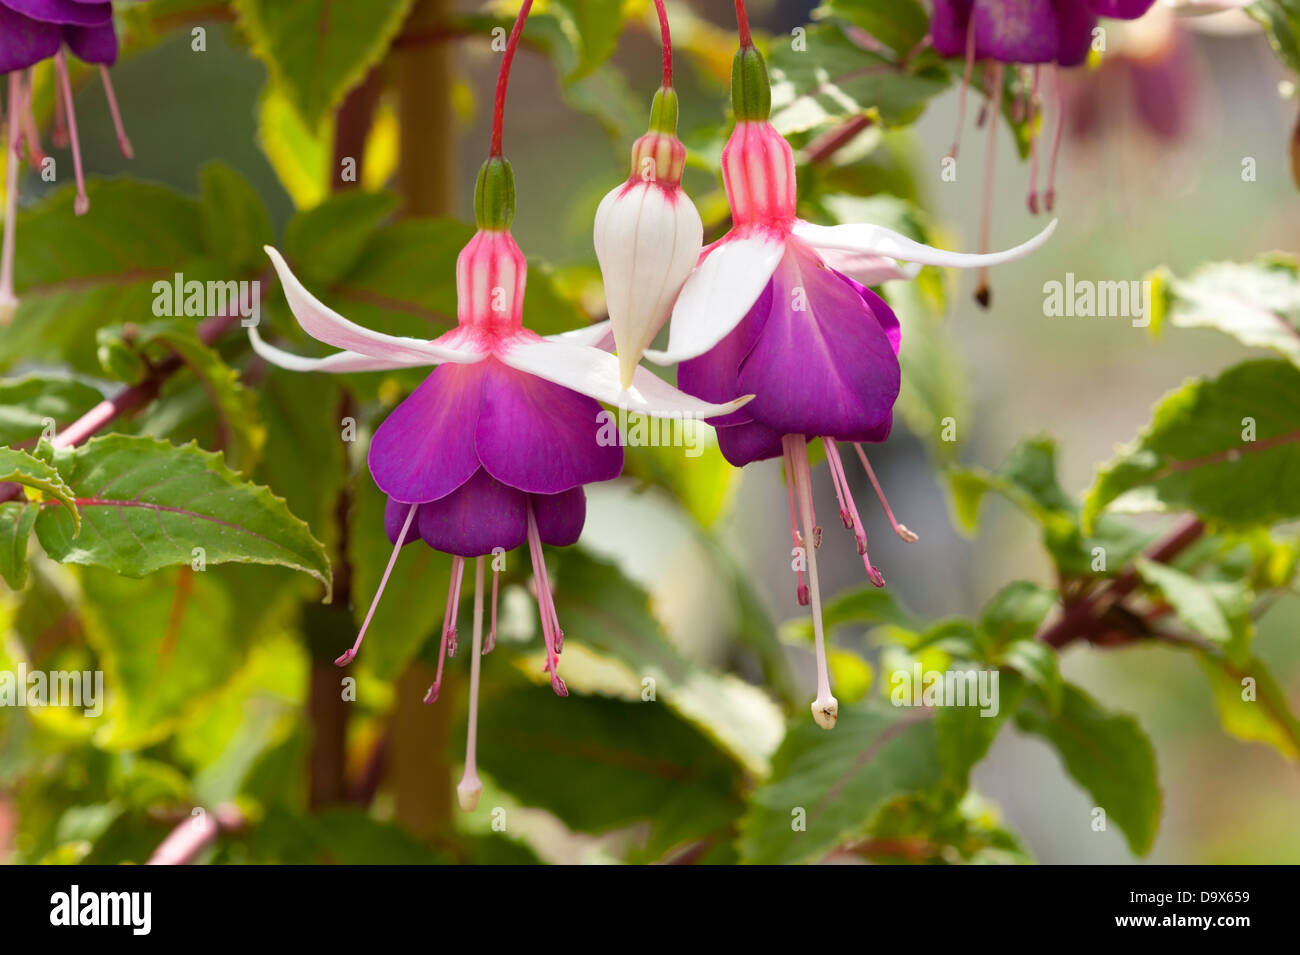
[[929, 0, 1155, 300], [593, 2, 703, 388], [249, 0, 749, 810], [661, 8, 1054, 728], [0, 0, 138, 323]]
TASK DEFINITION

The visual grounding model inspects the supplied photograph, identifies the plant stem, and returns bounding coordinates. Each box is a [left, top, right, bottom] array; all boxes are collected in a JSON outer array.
[[488, 0, 535, 158], [652, 0, 672, 88], [1038, 515, 1206, 649], [387, 0, 458, 841]]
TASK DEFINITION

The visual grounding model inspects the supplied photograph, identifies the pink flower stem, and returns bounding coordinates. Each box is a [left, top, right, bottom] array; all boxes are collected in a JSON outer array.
[[652, 0, 673, 87], [489, 0, 535, 158]]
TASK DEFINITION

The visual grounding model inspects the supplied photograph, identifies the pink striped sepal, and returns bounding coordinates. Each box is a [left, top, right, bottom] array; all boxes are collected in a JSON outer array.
[[721, 120, 797, 229], [455, 228, 528, 342]]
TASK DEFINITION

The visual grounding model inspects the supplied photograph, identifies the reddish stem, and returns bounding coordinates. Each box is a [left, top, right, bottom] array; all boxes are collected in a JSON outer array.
[[734, 0, 753, 48], [652, 0, 672, 88], [489, 0, 535, 157]]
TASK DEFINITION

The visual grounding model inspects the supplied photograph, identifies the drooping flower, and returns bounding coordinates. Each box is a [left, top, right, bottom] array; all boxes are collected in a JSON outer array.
[[930, 0, 1156, 301], [660, 8, 1054, 729], [593, 0, 703, 388], [249, 1, 749, 810], [0, 0, 138, 323]]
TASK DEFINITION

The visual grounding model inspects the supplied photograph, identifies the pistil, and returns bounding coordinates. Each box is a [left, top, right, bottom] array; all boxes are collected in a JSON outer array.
[[457, 556, 487, 812], [785, 435, 837, 729], [1, 73, 20, 325], [782, 440, 810, 605]]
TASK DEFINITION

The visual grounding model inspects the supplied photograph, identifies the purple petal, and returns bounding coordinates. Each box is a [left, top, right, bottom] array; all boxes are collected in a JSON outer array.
[[384, 498, 422, 548], [0, 0, 111, 26], [475, 358, 622, 495], [63, 20, 117, 64], [532, 486, 587, 547], [416, 468, 528, 558], [0, 4, 60, 71], [1053, 0, 1097, 67], [1084, 0, 1156, 18], [973, 0, 1059, 63], [736, 244, 900, 443], [714, 420, 787, 467], [931, 0, 973, 58], [368, 363, 484, 504], [676, 281, 771, 429]]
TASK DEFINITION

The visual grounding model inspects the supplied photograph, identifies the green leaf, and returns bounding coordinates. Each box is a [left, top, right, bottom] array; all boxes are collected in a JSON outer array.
[[2, 180, 207, 374], [1153, 256, 1300, 367], [284, 190, 399, 285], [934, 672, 1025, 791], [0, 501, 38, 590], [35, 435, 331, 597], [198, 162, 275, 273], [0, 447, 79, 531], [1015, 683, 1161, 855], [233, 0, 416, 127], [104, 320, 266, 473], [79, 566, 247, 748], [767, 23, 949, 136], [1198, 651, 1300, 760], [549, 0, 626, 81], [996, 640, 1062, 712], [1248, 0, 1300, 76], [738, 703, 944, 864], [475, 676, 746, 858], [0, 376, 103, 446], [1135, 557, 1233, 645], [979, 581, 1056, 650], [953, 436, 1156, 577], [1084, 360, 1300, 530], [814, 0, 931, 57]]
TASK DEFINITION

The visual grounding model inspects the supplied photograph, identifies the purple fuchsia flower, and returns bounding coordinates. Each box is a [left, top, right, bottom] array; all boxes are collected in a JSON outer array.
[[657, 7, 1054, 729], [0, 0, 138, 323], [929, 0, 1156, 301], [249, 1, 749, 810]]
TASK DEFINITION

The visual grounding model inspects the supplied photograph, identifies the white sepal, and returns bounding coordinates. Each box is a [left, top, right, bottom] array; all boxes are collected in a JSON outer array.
[[594, 182, 703, 387]]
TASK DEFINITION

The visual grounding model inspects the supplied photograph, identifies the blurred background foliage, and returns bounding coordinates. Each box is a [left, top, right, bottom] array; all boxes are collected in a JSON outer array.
[[1, 0, 1299, 864]]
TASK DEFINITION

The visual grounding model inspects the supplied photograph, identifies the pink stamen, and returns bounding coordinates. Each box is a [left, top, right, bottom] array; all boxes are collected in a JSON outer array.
[[526, 503, 566, 697], [854, 444, 919, 543], [445, 556, 465, 658], [21, 69, 45, 166], [946, 11, 977, 158], [335, 504, 417, 667], [782, 441, 810, 606], [457, 556, 487, 812], [974, 62, 1003, 308], [1045, 65, 1064, 213], [425, 556, 465, 704], [824, 439, 885, 587], [1, 74, 20, 324], [483, 565, 499, 655], [52, 73, 68, 149], [53, 52, 89, 216], [785, 435, 838, 730], [822, 438, 855, 530], [1026, 66, 1041, 215], [99, 66, 134, 160]]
